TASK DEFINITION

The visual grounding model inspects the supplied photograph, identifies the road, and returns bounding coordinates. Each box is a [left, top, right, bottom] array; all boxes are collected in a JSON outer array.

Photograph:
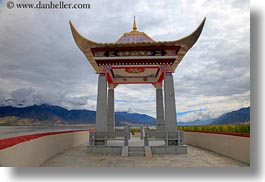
[[0, 126, 91, 139]]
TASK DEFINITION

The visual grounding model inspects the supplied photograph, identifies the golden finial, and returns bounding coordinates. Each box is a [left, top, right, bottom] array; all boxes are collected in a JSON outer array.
[[133, 16, 137, 31]]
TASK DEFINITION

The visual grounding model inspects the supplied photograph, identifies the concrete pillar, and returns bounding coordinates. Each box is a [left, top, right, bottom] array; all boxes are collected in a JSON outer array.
[[95, 73, 108, 132], [107, 86, 115, 133], [124, 125, 129, 146], [164, 72, 177, 132], [156, 87, 165, 132], [140, 125, 144, 139]]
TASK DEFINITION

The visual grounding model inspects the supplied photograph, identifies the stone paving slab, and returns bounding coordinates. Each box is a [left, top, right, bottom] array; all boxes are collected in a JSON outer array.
[[40, 145, 249, 167]]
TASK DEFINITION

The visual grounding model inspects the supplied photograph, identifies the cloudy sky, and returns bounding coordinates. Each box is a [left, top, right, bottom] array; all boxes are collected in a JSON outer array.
[[0, 0, 249, 122]]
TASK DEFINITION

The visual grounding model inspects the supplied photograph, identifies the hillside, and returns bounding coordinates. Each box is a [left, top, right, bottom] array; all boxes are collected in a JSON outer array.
[[0, 105, 250, 126], [178, 119, 214, 126], [178, 107, 250, 126], [211, 107, 250, 125], [115, 112, 156, 126], [0, 104, 155, 126], [0, 116, 66, 126]]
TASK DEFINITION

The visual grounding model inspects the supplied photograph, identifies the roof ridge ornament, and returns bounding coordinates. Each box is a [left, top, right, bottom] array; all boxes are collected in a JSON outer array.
[[133, 16, 137, 31]]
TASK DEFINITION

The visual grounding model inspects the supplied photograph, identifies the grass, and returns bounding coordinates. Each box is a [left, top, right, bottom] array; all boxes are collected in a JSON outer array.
[[130, 128, 141, 135], [177, 123, 250, 134], [0, 123, 12, 126]]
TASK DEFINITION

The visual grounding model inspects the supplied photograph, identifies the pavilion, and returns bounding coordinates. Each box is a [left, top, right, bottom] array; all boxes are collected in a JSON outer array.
[[70, 17, 206, 155]]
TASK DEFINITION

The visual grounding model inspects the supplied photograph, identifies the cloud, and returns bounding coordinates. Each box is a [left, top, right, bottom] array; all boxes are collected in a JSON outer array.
[[0, 0, 249, 121], [177, 109, 207, 117], [0, 87, 97, 110], [178, 110, 213, 122]]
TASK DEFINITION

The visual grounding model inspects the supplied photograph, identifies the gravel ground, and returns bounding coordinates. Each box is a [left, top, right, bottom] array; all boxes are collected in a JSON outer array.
[[41, 145, 248, 167]]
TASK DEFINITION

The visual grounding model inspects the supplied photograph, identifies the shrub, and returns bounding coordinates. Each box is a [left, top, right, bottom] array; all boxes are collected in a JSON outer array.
[[177, 123, 250, 134]]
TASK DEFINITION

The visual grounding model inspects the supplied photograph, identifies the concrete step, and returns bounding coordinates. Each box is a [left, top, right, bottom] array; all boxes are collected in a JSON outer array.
[[128, 146, 145, 156], [129, 146, 144, 150], [129, 152, 145, 156]]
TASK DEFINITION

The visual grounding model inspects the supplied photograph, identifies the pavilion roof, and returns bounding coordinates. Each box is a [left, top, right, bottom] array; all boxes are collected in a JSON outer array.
[[69, 17, 206, 73]]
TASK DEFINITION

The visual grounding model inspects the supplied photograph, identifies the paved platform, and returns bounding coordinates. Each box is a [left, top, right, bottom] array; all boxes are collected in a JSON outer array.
[[40, 145, 249, 167]]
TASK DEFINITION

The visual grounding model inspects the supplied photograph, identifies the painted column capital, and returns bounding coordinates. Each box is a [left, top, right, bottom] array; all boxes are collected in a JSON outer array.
[[108, 83, 118, 89], [160, 65, 173, 73], [152, 82, 163, 89], [165, 72, 172, 76], [99, 65, 112, 73]]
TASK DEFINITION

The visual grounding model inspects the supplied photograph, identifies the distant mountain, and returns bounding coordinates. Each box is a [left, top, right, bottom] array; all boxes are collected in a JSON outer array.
[[178, 119, 214, 126], [115, 112, 156, 126], [0, 104, 95, 125], [210, 107, 250, 125], [0, 104, 155, 126], [0, 116, 66, 126], [178, 107, 250, 126], [0, 105, 250, 127]]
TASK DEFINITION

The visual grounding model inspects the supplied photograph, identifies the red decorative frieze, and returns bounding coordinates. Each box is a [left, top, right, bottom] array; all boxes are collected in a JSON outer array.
[[96, 59, 175, 66], [94, 49, 177, 57], [125, 67, 145, 73], [160, 64, 173, 72], [91, 46, 180, 57]]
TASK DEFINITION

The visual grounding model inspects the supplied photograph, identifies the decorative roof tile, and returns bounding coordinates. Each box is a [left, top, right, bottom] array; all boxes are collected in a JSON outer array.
[[116, 16, 155, 43], [116, 32, 154, 43]]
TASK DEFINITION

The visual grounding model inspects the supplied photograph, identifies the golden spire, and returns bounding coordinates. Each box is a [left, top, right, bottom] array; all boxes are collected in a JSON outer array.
[[133, 16, 137, 31]]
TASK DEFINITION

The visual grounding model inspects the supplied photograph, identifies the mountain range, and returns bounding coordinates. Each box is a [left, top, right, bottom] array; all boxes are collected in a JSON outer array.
[[0, 104, 155, 126], [178, 107, 250, 126], [0, 104, 250, 126]]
